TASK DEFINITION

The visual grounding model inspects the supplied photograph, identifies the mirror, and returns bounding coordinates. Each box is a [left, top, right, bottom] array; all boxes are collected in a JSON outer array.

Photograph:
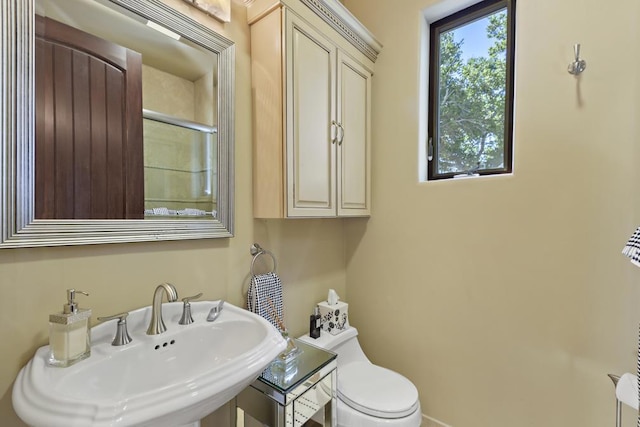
[[0, 0, 235, 248]]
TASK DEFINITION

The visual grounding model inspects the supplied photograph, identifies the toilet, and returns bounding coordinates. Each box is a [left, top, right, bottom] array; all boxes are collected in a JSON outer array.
[[299, 326, 422, 427]]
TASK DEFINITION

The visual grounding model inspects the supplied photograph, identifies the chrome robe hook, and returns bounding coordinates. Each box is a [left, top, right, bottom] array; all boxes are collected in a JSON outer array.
[[567, 43, 586, 75]]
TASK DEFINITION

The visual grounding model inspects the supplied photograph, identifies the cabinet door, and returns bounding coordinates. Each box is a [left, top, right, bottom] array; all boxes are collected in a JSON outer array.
[[336, 51, 371, 216], [285, 13, 336, 217]]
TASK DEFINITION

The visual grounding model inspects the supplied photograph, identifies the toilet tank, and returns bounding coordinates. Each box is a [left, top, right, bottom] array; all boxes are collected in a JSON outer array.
[[300, 326, 370, 366]]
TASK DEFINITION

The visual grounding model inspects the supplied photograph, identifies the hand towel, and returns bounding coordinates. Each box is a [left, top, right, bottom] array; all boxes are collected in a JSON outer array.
[[615, 372, 638, 410], [247, 272, 284, 331], [622, 226, 640, 267], [623, 228, 640, 426], [177, 208, 207, 216]]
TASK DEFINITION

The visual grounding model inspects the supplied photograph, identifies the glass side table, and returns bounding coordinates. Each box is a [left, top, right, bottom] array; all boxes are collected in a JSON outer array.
[[233, 338, 337, 427]]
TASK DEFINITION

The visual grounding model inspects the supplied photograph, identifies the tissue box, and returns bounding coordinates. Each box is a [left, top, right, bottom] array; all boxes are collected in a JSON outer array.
[[318, 301, 349, 335]]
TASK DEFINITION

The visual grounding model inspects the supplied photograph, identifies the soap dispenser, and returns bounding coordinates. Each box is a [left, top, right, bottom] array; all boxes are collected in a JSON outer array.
[[48, 289, 91, 367], [309, 306, 321, 339]]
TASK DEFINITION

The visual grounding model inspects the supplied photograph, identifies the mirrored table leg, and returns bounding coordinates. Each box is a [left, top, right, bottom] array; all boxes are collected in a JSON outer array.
[[230, 397, 239, 427], [325, 369, 336, 427]]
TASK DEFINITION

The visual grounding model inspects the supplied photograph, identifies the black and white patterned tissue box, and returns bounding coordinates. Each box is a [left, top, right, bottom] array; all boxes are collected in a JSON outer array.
[[318, 301, 349, 335]]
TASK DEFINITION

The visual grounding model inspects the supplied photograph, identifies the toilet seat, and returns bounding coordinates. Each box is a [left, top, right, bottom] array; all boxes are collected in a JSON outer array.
[[338, 362, 419, 419]]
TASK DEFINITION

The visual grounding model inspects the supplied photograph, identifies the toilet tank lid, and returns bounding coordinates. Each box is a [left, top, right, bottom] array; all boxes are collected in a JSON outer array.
[[298, 326, 357, 350]]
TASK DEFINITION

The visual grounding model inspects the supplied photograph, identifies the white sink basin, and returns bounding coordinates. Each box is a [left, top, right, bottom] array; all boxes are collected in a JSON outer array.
[[13, 300, 286, 426]]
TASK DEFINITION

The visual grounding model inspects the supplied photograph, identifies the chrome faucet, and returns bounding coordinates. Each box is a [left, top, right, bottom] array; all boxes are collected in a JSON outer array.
[[146, 282, 178, 335]]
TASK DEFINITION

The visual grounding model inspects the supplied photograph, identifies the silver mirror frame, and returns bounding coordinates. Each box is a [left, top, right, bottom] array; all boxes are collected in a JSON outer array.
[[0, 0, 235, 248]]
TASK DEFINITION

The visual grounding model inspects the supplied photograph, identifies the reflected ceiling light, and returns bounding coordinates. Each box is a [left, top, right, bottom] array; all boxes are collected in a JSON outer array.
[[146, 20, 180, 40]]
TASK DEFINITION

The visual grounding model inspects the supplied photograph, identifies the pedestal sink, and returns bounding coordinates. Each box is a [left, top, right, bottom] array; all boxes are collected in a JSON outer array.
[[13, 300, 286, 426]]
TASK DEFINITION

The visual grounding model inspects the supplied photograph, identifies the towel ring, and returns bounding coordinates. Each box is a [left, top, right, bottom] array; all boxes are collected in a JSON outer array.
[[250, 243, 277, 276]]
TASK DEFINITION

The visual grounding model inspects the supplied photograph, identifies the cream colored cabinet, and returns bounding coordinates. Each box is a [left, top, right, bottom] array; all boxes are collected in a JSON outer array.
[[248, 0, 380, 218], [336, 50, 371, 216], [285, 13, 337, 217]]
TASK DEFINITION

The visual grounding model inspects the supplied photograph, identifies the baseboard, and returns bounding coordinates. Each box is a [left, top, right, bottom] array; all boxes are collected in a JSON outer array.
[[423, 413, 452, 427]]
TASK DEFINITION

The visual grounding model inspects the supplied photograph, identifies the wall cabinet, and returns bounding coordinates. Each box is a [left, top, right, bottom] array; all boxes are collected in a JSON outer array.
[[248, 0, 381, 218]]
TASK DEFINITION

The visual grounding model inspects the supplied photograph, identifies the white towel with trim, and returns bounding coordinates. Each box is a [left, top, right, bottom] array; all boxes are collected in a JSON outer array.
[[247, 272, 284, 331]]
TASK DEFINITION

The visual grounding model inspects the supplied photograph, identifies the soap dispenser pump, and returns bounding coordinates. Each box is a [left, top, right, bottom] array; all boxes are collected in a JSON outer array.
[[48, 289, 92, 367]]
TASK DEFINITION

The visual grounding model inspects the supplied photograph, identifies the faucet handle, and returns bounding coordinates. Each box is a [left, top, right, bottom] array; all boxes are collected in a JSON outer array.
[[182, 293, 203, 304], [179, 293, 203, 325], [97, 312, 133, 346]]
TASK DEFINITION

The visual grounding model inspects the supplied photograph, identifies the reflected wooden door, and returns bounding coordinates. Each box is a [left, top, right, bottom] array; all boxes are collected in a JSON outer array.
[[35, 16, 143, 219]]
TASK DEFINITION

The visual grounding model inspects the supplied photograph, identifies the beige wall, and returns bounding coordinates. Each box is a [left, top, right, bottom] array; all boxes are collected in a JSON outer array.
[[343, 0, 640, 426], [0, 1, 346, 425], [143, 64, 197, 121], [143, 64, 216, 126]]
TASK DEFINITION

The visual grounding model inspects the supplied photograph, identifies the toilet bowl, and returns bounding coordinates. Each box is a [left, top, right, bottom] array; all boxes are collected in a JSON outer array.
[[299, 326, 421, 427]]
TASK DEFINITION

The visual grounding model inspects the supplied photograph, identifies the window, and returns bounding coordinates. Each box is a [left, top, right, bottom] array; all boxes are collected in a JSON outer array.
[[428, 0, 515, 180]]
